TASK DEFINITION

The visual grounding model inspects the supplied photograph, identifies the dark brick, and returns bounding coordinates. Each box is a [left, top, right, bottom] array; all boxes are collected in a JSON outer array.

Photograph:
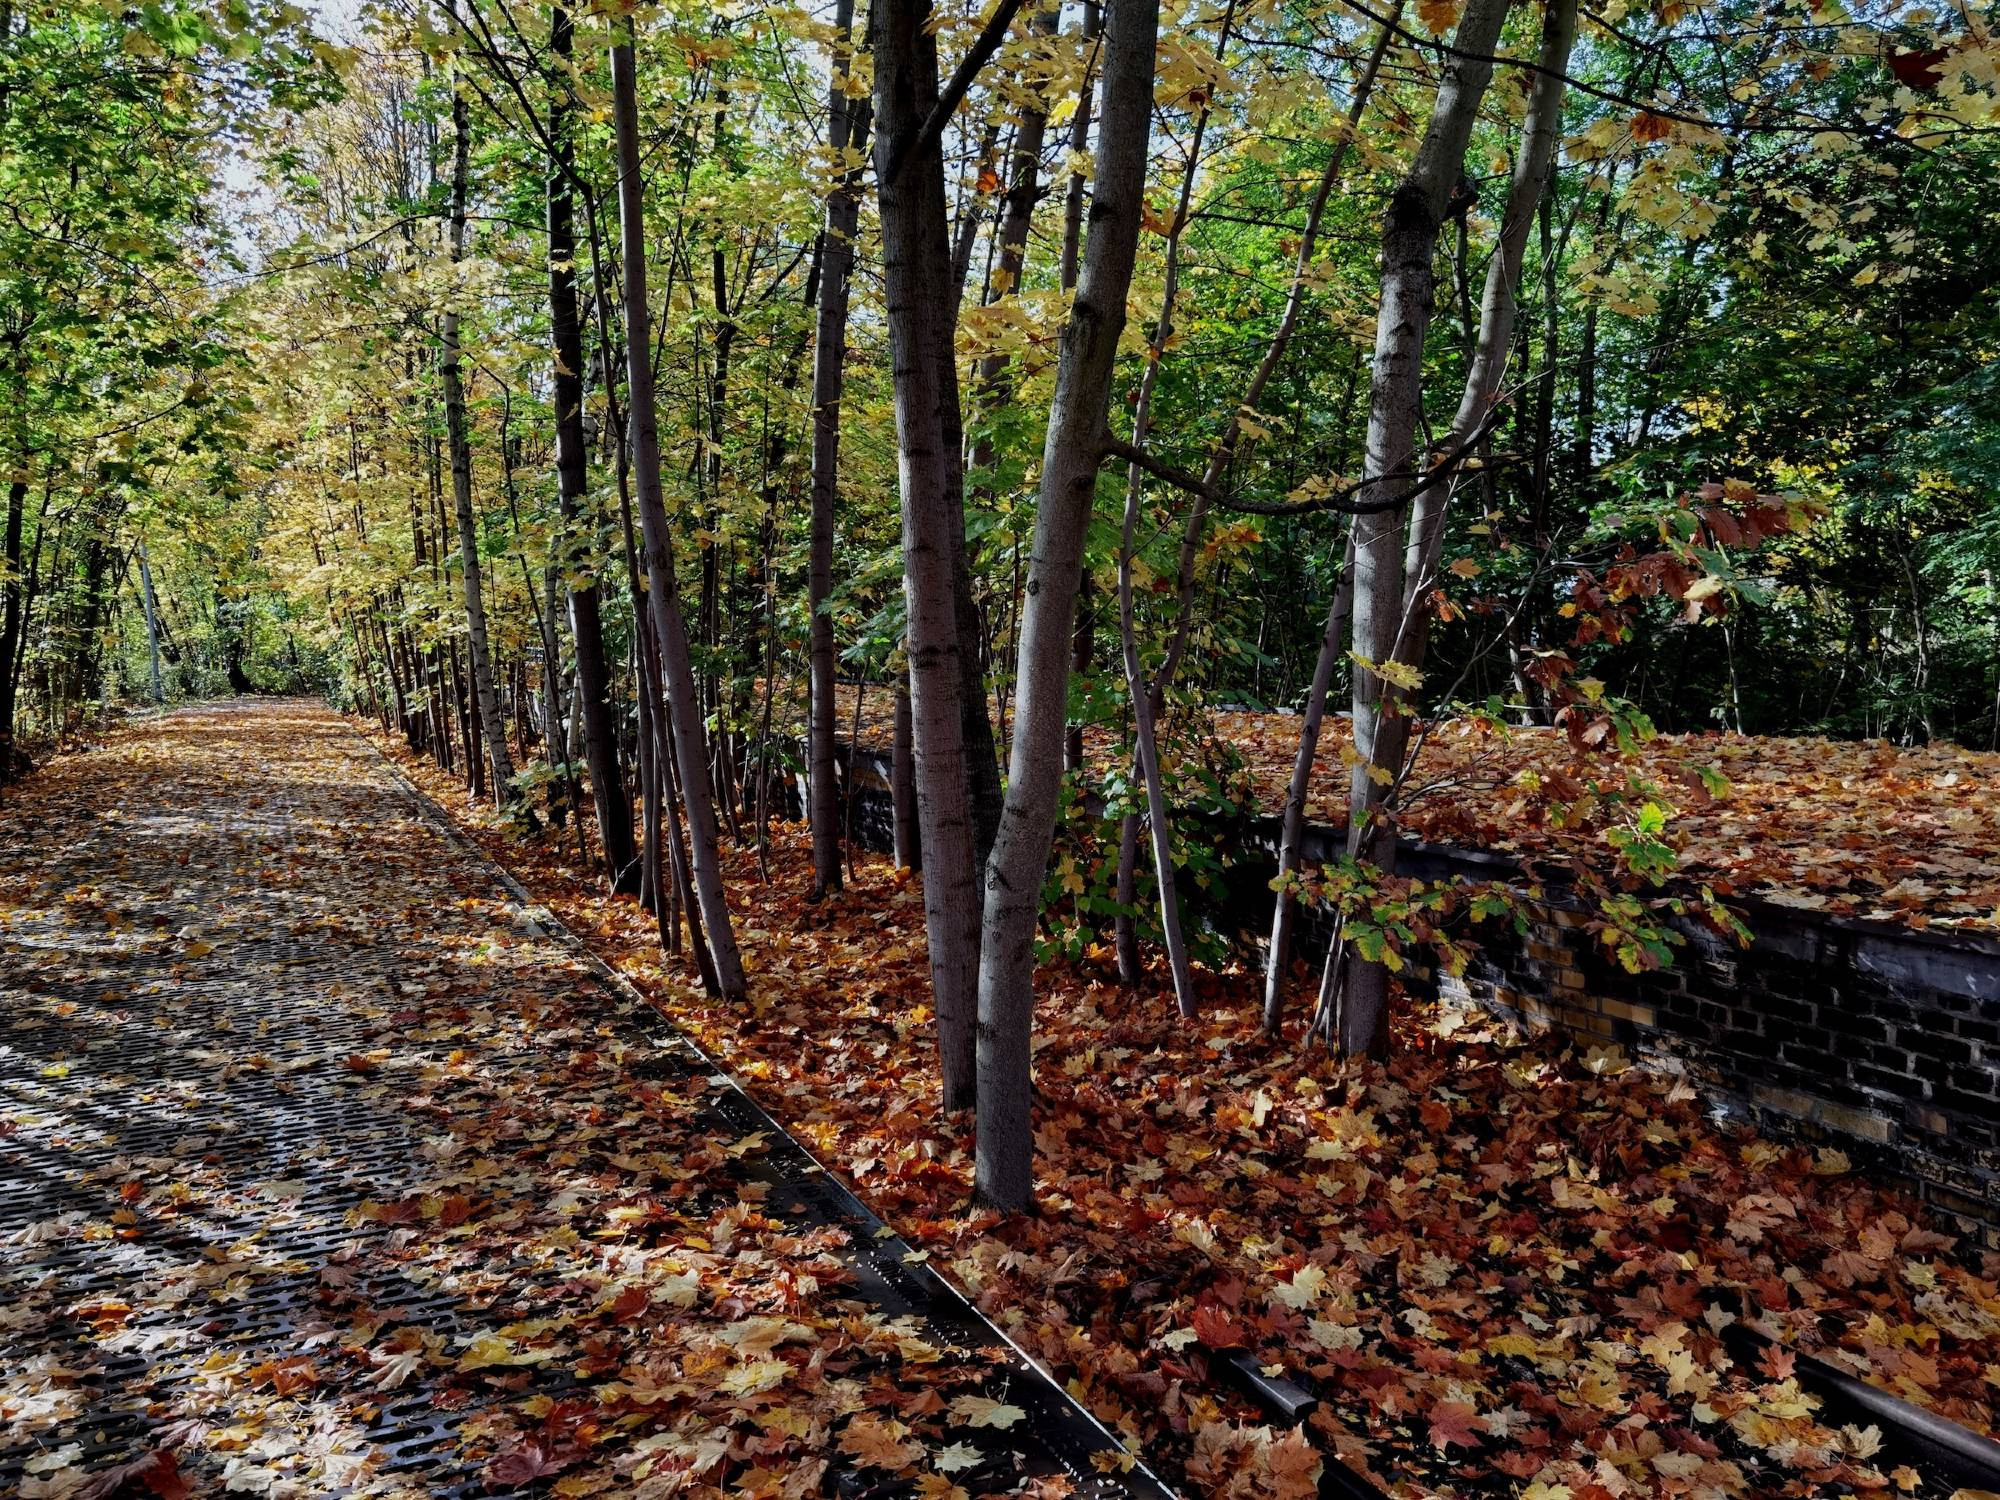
[[1851, 1063, 1921, 1098], [1949, 1062, 1999, 1099], [1902, 1030, 1976, 1067]]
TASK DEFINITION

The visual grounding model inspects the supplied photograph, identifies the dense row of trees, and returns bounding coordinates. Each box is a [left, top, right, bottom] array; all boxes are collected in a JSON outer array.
[[5, 0, 1995, 1200]]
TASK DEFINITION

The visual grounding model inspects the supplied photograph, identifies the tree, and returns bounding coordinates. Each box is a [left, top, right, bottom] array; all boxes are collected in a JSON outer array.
[[807, 0, 869, 899], [873, 0, 986, 1110], [610, 22, 746, 1001], [974, 0, 1163, 1209]]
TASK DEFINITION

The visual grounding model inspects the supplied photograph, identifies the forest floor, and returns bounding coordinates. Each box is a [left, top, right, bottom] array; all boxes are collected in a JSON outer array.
[[0, 702, 1156, 1499], [4, 703, 1998, 1500], [378, 710, 2000, 1499], [800, 682, 2000, 931]]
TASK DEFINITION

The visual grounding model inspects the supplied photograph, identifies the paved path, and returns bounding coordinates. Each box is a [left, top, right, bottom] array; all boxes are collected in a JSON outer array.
[[0, 702, 1168, 1498]]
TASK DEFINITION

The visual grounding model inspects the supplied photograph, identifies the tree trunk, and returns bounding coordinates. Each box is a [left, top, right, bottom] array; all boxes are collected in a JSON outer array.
[[547, 1, 636, 889], [1400, 0, 1579, 631], [892, 673, 920, 870], [873, 0, 983, 1112], [611, 26, 748, 1000], [973, 0, 1161, 1211], [137, 537, 165, 703], [443, 82, 519, 810], [0, 475, 25, 766], [1343, 0, 1515, 1057], [809, 0, 870, 897], [1057, 2, 1102, 293], [1060, 1, 1103, 776], [1261, 526, 1355, 1032]]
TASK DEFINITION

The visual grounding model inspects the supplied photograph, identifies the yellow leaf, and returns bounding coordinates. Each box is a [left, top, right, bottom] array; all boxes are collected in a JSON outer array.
[[948, 1394, 1026, 1429], [1417, 0, 1461, 32]]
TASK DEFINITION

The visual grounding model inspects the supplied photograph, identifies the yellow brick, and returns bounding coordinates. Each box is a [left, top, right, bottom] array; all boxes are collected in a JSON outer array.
[[1599, 998, 1656, 1027]]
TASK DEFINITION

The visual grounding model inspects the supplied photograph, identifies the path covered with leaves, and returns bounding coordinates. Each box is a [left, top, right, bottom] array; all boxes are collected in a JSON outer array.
[[0, 703, 1151, 1499]]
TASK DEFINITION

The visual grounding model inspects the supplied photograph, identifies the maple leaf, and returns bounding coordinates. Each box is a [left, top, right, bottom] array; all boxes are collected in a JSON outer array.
[[1262, 1428, 1323, 1497], [716, 1315, 808, 1357], [933, 1441, 982, 1474], [720, 1357, 791, 1396], [1268, 1262, 1328, 1309], [76, 1450, 188, 1500], [1758, 1344, 1797, 1381], [1190, 1301, 1245, 1350], [1427, 1401, 1485, 1451], [840, 1414, 922, 1471], [485, 1442, 573, 1487], [1415, 0, 1460, 33], [948, 1394, 1026, 1429], [370, 1348, 425, 1391]]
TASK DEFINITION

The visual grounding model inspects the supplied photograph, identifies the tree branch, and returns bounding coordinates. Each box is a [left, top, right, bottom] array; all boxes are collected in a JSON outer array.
[[887, 0, 1028, 185]]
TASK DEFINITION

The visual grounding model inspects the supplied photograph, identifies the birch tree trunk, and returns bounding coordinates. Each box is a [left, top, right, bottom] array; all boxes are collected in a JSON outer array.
[[442, 82, 520, 810], [974, 0, 1161, 1211], [611, 27, 747, 1001], [873, 0, 981, 1110], [1400, 0, 1581, 632], [809, 0, 869, 897], [1342, 0, 1514, 1056], [547, 0, 635, 890]]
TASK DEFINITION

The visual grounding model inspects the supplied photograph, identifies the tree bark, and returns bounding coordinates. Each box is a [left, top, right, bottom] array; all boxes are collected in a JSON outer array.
[[1400, 0, 1579, 631], [611, 27, 747, 1000], [1057, 1, 1102, 295], [1342, 0, 1515, 1057], [892, 674, 920, 870], [973, 0, 1160, 1211], [442, 82, 519, 810], [874, 0, 984, 1111], [809, 0, 870, 898], [547, 1, 636, 889], [0, 474, 26, 766], [1261, 526, 1355, 1032]]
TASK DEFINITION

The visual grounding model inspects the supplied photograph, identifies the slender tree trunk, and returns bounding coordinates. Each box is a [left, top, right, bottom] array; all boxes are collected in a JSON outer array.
[[1400, 0, 1578, 631], [1261, 527, 1355, 1031], [442, 83, 520, 810], [809, 0, 870, 897], [892, 674, 920, 869], [974, 0, 1161, 1211], [1343, 0, 1520, 1057], [547, 1, 636, 888], [874, 0, 983, 1111], [0, 474, 26, 766], [1109, 4, 1396, 963], [1059, 1, 1099, 774], [136, 538, 165, 703], [611, 26, 748, 1000]]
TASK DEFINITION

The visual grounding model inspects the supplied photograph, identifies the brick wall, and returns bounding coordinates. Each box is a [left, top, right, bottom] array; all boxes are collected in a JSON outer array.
[[1248, 837, 2000, 1250]]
